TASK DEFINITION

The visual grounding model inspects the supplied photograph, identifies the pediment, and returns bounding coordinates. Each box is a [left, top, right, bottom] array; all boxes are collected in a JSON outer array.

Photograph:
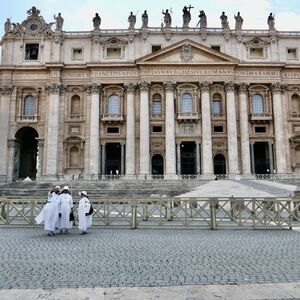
[[136, 39, 238, 65]]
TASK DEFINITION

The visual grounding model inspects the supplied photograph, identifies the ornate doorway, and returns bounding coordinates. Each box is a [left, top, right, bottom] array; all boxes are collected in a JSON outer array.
[[152, 154, 164, 175], [15, 127, 38, 180], [214, 154, 226, 174], [180, 142, 196, 175]]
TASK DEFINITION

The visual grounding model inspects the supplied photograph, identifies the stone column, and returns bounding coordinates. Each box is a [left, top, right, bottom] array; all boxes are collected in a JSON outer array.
[[125, 83, 136, 178], [121, 143, 125, 175], [196, 142, 201, 175], [272, 83, 286, 174], [139, 82, 150, 177], [225, 81, 239, 177], [101, 143, 106, 175], [88, 84, 101, 178], [164, 81, 177, 179], [238, 83, 251, 175], [250, 142, 255, 174], [268, 141, 274, 173], [36, 139, 44, 179], [199, 82, 213, 176], [0, 86, 13, 182], [45, 84, 64, 179], [176, 142, 181, 175]]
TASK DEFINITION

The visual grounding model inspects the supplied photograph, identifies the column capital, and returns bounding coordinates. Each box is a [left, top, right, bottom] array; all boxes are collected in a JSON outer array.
[[86, 83, 102, 95], [224, 81, 236, 92], [0, 85, 14, 95], [237, 82, 248, 94], [163, 81, 176, 92], [125, 82, 137, 94], [138, 81, 150, 92], [271, 82, 283, 94], [199, 81, 211, 92], [46, 83, 67, 95]]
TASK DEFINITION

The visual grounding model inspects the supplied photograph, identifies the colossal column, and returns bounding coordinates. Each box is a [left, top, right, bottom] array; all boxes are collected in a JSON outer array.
[[225, 81, 239, 176], [88, 83, 101, 177], [45, 83, 64, 179], [139, 82, 150, 177], [125, 83, 136, 177], [238, 83, 251, 175], [272, 83, 287, 174], [0, 86, 13, 182], [199, 82, 213, 176], [164, 81, 177, 178]]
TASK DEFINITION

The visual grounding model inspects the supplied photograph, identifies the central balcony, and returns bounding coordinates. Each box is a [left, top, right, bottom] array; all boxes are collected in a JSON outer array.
[[249, 113, 272, 124], [177, 112, 200, 123], [101, 113, 124, 123]]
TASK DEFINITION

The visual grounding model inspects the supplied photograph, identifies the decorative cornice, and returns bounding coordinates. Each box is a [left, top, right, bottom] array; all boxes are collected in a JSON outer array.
[[138, 81, 150, 92], [86, 83, 101, 94], [125, 83, 136, 94], [0, 86, 14, 95], [163, 81, 175, 92], [199, 81, 211, 92], [224, 81, 236, 92]]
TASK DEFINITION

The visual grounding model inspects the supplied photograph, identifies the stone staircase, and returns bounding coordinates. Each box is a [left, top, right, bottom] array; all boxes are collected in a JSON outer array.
[[0, 179, 208, 198]]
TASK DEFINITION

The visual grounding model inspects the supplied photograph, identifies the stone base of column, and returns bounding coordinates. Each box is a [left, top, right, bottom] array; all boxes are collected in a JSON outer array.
[[239, 174, 255, 180], [39, 175, 59, 183], [0, 175, 7, 183], [164, 174, 178, 180], [138, 174, 149, 180], [124, 174, 138, 180], [200, 174, 216, 180]]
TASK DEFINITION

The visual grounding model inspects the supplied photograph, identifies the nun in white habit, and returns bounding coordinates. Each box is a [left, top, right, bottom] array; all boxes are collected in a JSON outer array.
[[35, 185, 60, 236], [78, 191, 92, 234], [58, 185, 73, 234]]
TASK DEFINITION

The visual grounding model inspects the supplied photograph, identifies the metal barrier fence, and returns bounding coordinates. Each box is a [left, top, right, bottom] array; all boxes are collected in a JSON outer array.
[[0, 196, 299, 229]]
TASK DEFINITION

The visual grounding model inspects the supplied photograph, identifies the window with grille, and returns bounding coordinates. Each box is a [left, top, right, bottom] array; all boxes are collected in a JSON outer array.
[[107, 95, 120, 114], [212, 100, 221, 115], [152, 94, 162, 115], [291, 94, 300, 113], [23, 96, 35, 116], [25, 44, 39, 60], [180, 93, 193, 113], [252, 94, 264, 114]]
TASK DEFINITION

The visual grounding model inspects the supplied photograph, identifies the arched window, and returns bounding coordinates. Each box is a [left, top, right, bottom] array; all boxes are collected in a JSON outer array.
[[180, 93, 193, 113], [152, 93, 162, 115], [23, 95, 36, 116], [291, 94, 300, 114], [69, 146, 79, 168], [108, 95, 120, 114], [252, 94, 264, 114], [212, 93, 222, 115], [71, 95, 80, 115]]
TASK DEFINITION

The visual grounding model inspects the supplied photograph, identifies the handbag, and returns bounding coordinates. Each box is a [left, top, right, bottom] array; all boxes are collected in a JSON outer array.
[[87, 204, 94, 215], [69, 211, 75, 221]]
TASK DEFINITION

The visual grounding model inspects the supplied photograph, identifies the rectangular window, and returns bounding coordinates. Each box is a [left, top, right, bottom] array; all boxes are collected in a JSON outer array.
[[152, 126, 162, 133], [250, 48, 264, 58], [25, 43, 39, 60], [287, 48, 297, 60], [211, 45, 220, 52], [107, 127, 119, 134], [214, 126, 223, 133], [212, 100, 221, 115], [152, 45, 162, 53], [255, 126, 266, 133], [152, 101, 162, 114], [72, 48, 83, 60], [107, 47, 121, 58]]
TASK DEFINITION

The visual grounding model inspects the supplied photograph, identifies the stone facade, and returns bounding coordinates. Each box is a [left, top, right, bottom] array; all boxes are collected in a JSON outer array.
[[1, 7, 300, 182]]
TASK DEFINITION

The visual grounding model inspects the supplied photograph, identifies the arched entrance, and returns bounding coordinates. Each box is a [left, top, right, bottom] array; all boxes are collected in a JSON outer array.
[[151, 154, 164, 175], [15, 127, 38, 180], [214, 154, 226, 174]]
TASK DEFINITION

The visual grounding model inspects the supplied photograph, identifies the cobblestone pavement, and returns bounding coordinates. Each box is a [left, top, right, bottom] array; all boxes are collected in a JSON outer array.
[[0, 228, 300, 289]]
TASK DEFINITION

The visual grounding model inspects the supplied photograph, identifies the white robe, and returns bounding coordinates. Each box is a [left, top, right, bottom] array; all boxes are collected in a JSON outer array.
[[35, 192, 60, 231], [58, 193, 73, 229], [78, 197, 92, 231]]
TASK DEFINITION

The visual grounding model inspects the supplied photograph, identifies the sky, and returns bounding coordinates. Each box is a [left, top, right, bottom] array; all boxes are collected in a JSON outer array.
[[1, 0, 300, 36]]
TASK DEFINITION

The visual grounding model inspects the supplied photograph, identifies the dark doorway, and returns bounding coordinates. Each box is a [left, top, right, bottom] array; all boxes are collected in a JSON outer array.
[[181, 142, 196, 174], [152, 154, 164, 175], [15, 127, 38, 180], [105, 143, 121, 174], [254, 142, 270, 174], [214, 154, 226, 174]]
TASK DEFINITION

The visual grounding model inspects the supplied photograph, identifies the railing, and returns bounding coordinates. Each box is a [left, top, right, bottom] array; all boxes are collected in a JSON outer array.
[[17, 115, 38, 122], [177, 112, 200, 122], [289, 112, 300, 119], [1, 196, 299, 229], [101, 113, 124, 122]]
